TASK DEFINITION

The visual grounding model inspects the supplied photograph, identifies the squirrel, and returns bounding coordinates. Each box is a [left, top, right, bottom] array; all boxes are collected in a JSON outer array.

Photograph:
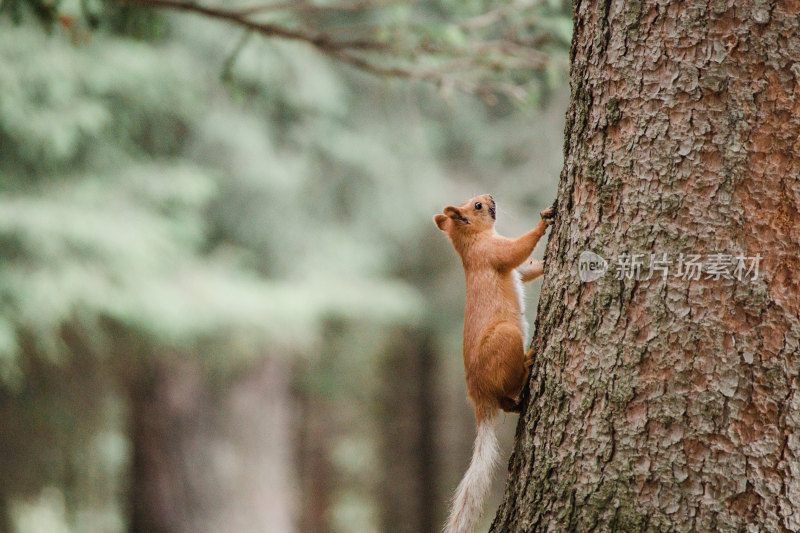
[[434, 194, 556, 533]]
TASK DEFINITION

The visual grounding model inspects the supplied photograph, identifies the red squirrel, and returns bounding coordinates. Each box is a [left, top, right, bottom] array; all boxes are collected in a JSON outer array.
[[434, 194, 555, 533]]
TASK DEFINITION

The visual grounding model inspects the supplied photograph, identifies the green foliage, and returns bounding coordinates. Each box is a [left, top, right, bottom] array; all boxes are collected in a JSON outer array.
[[0, 16, 427, 376], [0, 17, 420, 529], [0, 2, 569, 532], [3, 0, 572, 103]]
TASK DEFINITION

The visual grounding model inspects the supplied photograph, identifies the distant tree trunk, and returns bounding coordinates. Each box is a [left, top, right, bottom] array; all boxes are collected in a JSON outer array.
[[379, 328, 438, 533], [295, 383, 335, 533], [128, 356, 204, 533], [128, 355, 297, 533], [492, 0, 800, 531], [0, 491, 10, 533]]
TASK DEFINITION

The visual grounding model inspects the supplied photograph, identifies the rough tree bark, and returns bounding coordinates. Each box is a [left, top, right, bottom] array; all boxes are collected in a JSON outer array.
[[492, 0, 800, 531]]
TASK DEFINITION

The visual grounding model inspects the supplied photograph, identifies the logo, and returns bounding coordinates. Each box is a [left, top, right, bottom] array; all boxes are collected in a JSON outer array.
[[578, 250, 607, 282]]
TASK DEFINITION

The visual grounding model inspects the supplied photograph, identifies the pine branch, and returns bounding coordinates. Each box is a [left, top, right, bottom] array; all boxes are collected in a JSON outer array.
[[235, 1, 394, 16], [123, 0, 390, 51], [120, 0, 559, 101]]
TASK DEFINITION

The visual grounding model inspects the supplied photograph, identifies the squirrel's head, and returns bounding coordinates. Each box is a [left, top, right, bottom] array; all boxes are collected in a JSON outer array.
[[433, 194, 496, 236]]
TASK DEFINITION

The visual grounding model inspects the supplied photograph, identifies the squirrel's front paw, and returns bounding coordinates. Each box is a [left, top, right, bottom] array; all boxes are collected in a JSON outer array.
[[540, 201, 557, 225]]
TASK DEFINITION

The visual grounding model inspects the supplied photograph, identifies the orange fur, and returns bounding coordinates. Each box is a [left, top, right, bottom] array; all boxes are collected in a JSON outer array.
[[435, 194, 554, 420], [435, 194, 555, 533]]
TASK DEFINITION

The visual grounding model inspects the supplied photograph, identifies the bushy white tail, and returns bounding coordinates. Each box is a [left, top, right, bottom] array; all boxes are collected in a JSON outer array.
[[445, 418, 500, 533]]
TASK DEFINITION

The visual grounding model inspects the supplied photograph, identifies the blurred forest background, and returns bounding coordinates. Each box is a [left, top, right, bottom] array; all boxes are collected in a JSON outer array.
[[0, 1, 570, 532]]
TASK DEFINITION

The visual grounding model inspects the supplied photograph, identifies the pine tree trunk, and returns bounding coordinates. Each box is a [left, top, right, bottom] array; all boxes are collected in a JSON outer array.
[[128, 357, 204, 533], [492, 0, 800, 531], [128, 356, 297, 533], [379, 328, 438, 533]]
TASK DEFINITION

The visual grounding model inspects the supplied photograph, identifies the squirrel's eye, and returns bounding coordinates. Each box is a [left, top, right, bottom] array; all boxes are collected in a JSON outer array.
[[474, 202, 482, 210]]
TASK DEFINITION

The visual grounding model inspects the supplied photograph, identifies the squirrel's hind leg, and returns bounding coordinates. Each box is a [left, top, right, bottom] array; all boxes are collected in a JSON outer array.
[[475, 322, 531, 413], [500, 347, 535, 413]]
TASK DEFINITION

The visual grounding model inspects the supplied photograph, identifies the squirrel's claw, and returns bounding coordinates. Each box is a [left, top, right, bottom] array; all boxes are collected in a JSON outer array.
[[540, 201, 557, 224]]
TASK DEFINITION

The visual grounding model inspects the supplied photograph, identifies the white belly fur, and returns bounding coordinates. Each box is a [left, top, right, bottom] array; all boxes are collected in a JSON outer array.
[[512, 269, 528, 342]]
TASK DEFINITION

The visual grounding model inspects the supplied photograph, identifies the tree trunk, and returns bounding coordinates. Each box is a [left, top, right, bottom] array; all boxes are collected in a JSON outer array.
[[0, 490, 10, 533], [128, 356, 206, 533], [379, 328, 438, 533], [492, 0, 800, 531], [128, 356, 297, 533]]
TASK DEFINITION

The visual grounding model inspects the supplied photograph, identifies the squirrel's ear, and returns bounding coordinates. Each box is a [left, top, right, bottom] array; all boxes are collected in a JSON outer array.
[[443, 206, 462, 219], [434, 214, 450, 231]]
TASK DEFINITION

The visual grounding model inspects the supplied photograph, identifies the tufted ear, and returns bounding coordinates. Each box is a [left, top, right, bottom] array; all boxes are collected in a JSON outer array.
[[434, 214, 450, 231], [443, 206, 462, 219]]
